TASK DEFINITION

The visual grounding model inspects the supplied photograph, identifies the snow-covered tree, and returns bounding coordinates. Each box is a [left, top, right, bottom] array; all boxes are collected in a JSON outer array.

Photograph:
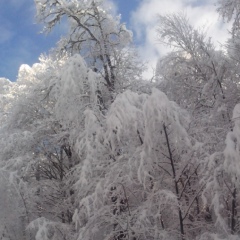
[[35, 0, 136, 93], [156, 13, 236, 128], [155, 9, 240, 239], [3, 0, 240, 240]]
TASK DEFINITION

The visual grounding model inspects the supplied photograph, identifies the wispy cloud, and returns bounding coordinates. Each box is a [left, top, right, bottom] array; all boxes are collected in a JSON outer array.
[[0, 26, 14, 44]]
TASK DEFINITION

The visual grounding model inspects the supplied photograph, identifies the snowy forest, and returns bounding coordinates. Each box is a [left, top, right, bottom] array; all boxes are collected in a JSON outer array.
[[2, 0, 240, 239]]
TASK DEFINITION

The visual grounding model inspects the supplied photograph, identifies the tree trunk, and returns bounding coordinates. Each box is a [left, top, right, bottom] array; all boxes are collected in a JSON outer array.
[[231, 186, 237, 234], [163, 124, 185, 240]]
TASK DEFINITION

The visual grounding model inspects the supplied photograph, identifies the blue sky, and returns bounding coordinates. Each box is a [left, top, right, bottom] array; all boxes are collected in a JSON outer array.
[[0, 0, 64, 81], [0, 0, 232, 81]]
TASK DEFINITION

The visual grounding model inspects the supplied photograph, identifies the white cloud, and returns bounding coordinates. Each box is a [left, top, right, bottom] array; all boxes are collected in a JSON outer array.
[[130, 0, 233, 79]]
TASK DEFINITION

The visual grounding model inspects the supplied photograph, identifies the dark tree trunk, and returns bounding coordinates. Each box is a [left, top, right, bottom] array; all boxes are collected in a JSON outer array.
[[163, 124, 185, 240]]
